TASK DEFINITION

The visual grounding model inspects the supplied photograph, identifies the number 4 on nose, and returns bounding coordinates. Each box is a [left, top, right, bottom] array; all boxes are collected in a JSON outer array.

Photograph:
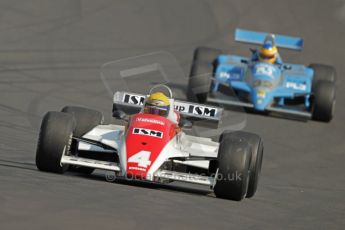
[[128, 151, 152, 168]]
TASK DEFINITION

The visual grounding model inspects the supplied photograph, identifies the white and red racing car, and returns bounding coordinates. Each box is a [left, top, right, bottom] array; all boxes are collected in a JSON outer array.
[[36, 85, 263, 201]]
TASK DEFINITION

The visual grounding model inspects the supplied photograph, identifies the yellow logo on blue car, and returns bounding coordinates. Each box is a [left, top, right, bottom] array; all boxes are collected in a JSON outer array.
[[257, 90, 266, 98]]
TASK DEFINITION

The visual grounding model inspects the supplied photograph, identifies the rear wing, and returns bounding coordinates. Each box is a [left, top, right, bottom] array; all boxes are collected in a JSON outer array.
[[235, 28, 304, 51], [113, 91, 223, 122]]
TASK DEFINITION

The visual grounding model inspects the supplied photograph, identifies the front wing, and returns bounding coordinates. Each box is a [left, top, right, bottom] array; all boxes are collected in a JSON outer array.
[[207, 91, 312, 119]]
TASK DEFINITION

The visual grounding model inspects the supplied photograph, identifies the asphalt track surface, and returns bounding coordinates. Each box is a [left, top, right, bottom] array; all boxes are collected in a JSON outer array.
[[0, 1, 345, 229]]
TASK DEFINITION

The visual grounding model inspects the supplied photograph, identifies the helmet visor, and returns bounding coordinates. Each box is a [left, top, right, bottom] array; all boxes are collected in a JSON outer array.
[[259, 52, 276, 60], [144, 104, 169, 117]]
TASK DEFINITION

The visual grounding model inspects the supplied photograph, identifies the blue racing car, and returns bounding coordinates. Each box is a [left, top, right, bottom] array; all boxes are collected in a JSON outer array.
[[187, 28, 336, 122]]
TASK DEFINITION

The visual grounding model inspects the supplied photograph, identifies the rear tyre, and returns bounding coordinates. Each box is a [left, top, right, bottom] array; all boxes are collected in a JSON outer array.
[[309, 64, 336, 91], [36, 112, 75, 173], [62, 106, 104, 174], [312, 81, 335, 122], [193, 47, 221, 65], [188, 62, 213, 103], [214, 132, 251, 201]]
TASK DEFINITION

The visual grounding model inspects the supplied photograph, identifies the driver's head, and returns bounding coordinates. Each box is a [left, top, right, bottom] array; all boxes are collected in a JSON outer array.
[[259, 43, 278, 64], [144, 92, 170, 117]]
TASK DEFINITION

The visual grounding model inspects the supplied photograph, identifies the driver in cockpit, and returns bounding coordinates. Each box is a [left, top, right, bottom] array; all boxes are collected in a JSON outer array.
[[143, 91, 180, 124], [252, 42, 282, 65]]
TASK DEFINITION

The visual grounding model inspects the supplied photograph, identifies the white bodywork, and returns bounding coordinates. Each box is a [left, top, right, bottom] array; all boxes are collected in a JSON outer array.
[[60, 89, 223, 187], [60, 124, 220, 186]]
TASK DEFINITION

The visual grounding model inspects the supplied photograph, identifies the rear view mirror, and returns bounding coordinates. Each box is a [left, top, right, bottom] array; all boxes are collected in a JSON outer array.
[[113, 110, 129, 122]]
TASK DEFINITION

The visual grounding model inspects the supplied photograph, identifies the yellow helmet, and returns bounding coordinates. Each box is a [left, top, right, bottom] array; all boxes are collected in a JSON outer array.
[[144, 92, 170, 116], [259, 43, 278, 64]]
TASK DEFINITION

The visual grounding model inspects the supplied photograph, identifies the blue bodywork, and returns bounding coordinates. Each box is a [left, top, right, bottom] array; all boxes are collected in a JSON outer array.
[[211, 29, 314, 114], [235, 28, 304, 50]]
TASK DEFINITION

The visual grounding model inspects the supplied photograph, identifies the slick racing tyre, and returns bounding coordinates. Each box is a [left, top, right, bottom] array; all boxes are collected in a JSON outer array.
[[219, 131, 264, 198], [309, 64, 336, 91], [188, 62, 213, 103], [62, 106, 104, 174], [36, 112, 75, 173], [188, 47, 221, 103], [312, 80, 335, 122], [193, 47, 221, 65], [214, 132, 251, 201]]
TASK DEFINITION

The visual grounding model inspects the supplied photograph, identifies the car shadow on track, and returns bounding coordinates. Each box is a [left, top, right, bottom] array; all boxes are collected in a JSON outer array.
[[0, 158, 214, 198], [79, 172, 214, 198]]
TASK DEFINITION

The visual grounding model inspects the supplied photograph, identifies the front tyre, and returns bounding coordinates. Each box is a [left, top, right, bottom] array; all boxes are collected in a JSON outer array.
[[225, 131, 264, 198], [214, 132, 251, 201], [61, 106, 104, 174], [312, 81, 336, 122], [36, 112, 75, 173], [218, 131, 263, 198]]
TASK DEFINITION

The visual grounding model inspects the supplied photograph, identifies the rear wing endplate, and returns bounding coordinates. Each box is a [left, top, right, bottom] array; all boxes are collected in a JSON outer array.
[[113, 91, 223, 122], [235, 28, 304, 51]]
